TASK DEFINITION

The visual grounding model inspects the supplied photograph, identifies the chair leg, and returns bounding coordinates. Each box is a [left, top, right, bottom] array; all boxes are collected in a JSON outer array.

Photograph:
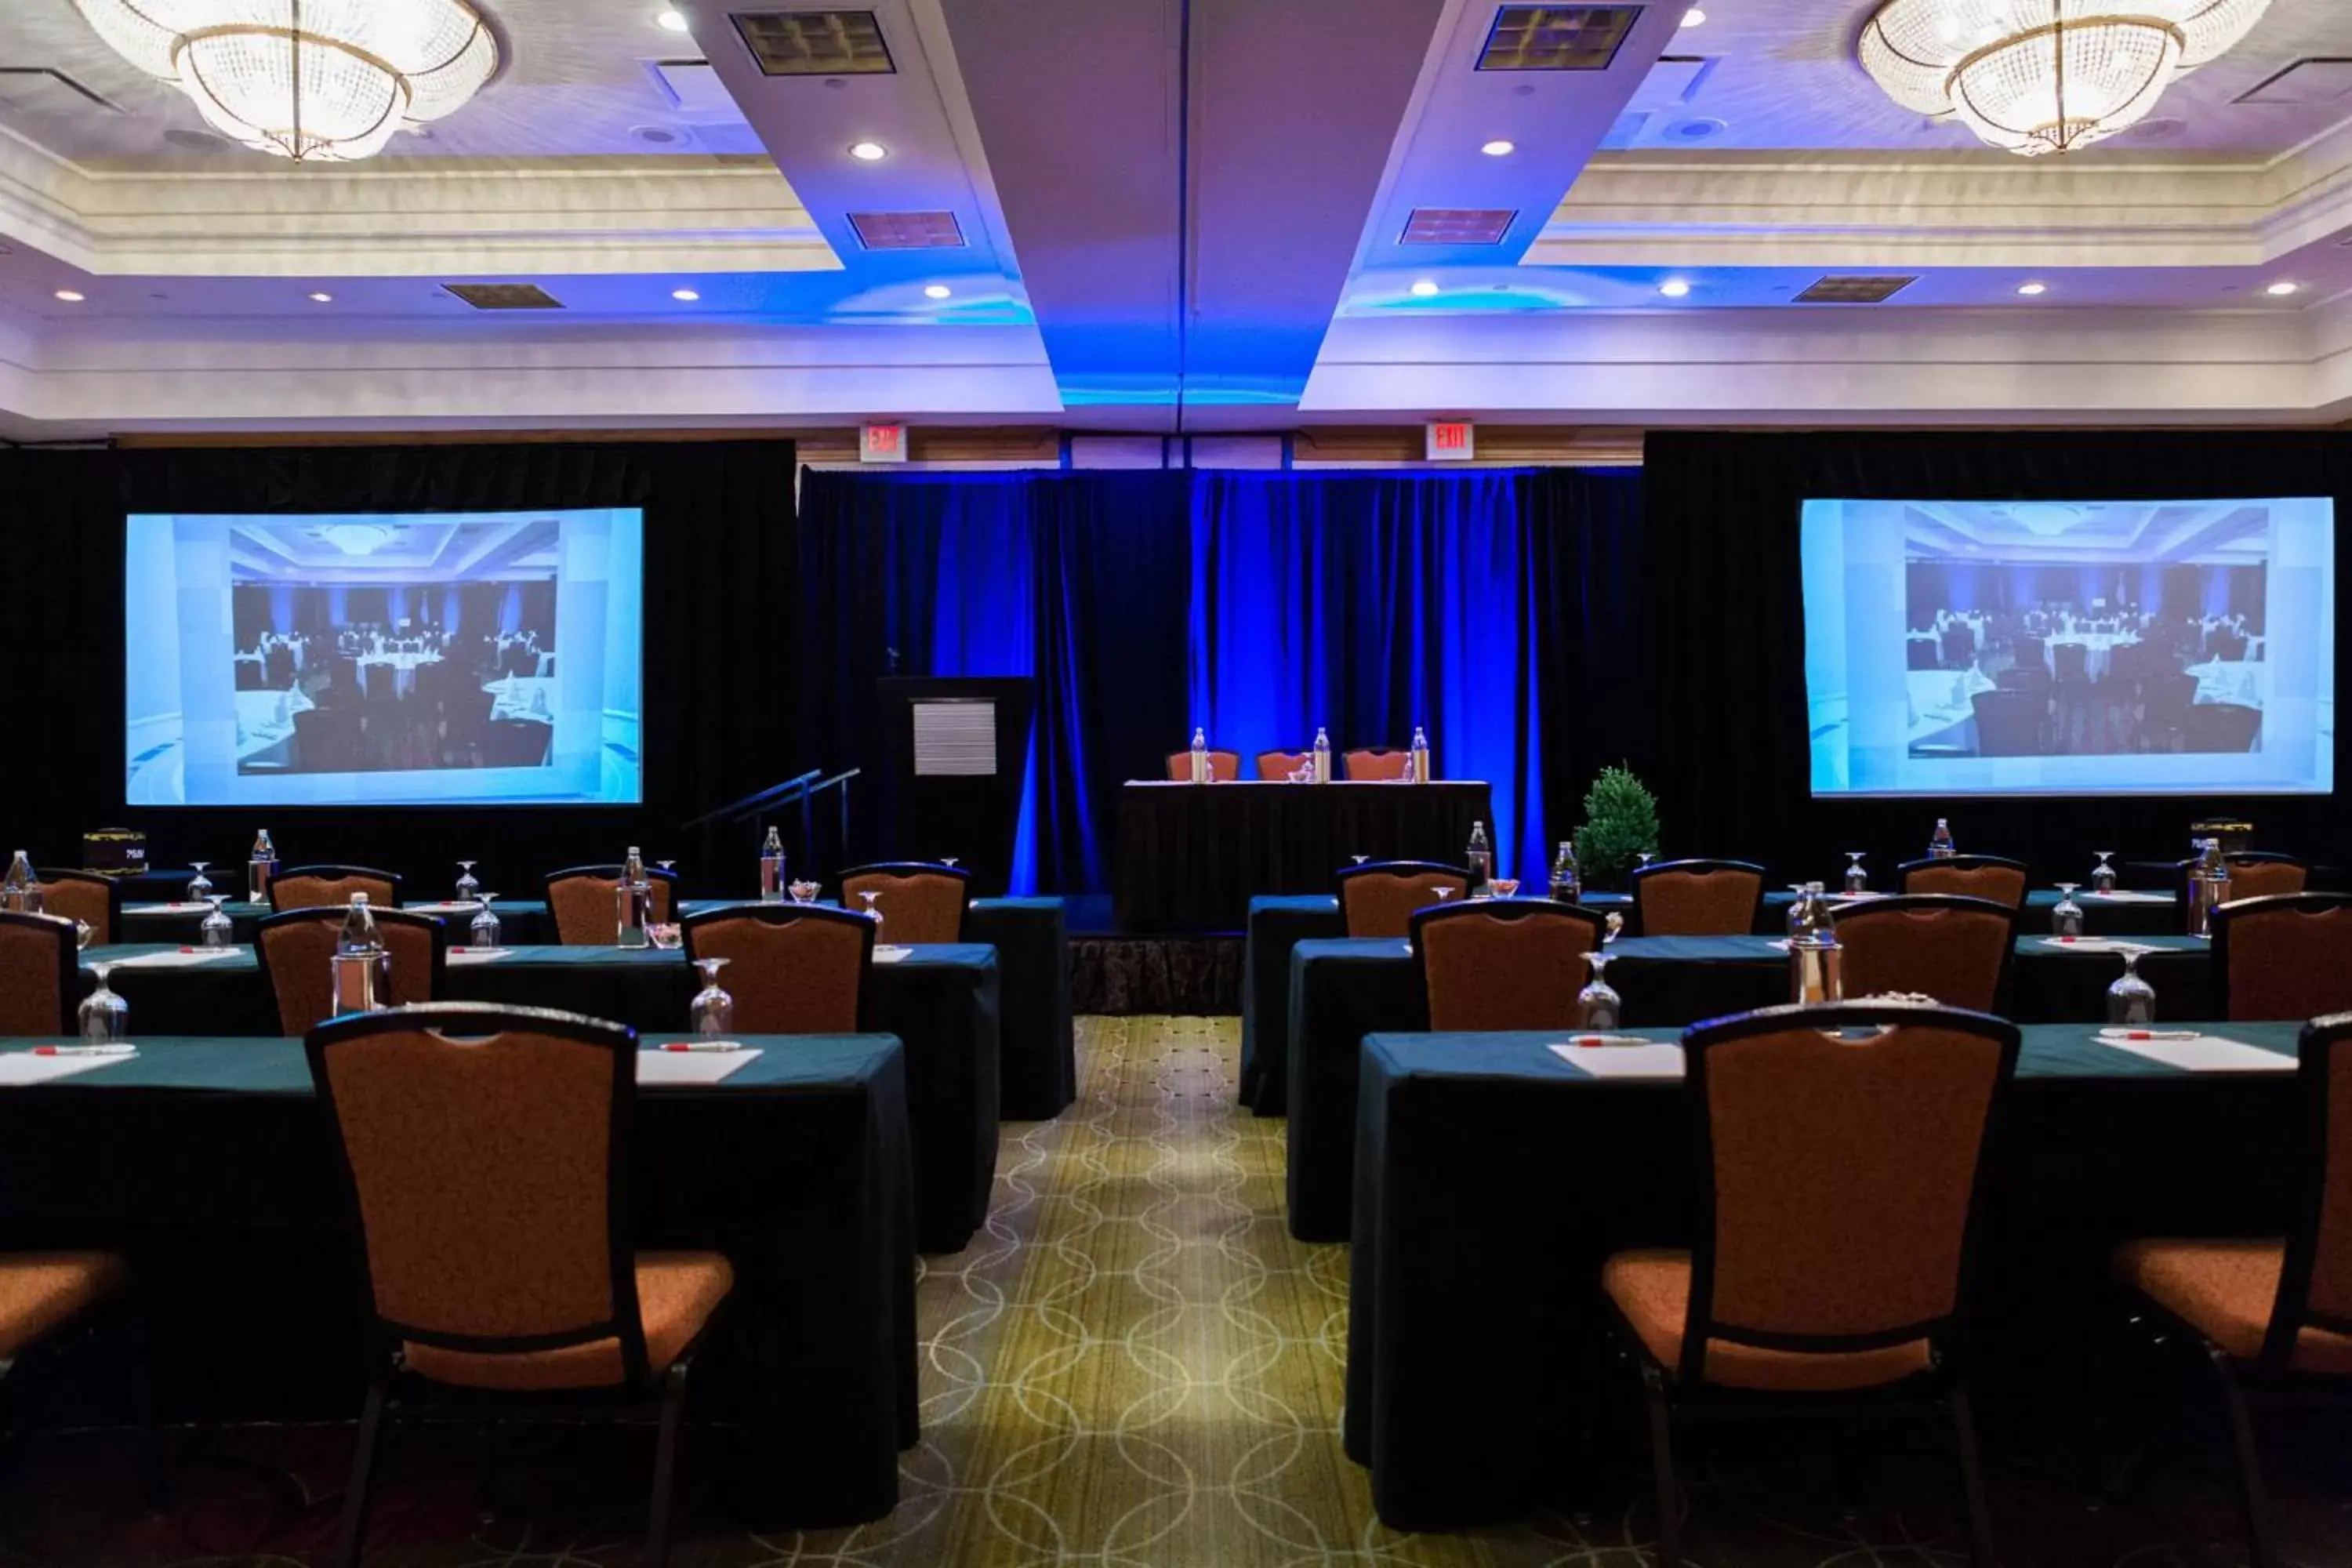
[[335, 1367, 390, 1568], [124, 1308, 169, 1515], [2205, 1347, 2281, 1568], [1947, 1383, 1999, 1568], [1639, 1362, 1683, 1568], [644, 1362, 689, 1568]]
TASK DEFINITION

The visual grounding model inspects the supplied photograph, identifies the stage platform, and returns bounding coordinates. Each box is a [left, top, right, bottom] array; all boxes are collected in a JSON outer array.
[[1065, 893, 1242, 1015]]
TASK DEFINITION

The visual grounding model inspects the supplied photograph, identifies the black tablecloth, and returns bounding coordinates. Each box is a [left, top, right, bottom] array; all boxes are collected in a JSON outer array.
[[1112, 781, 1494, 931], [1282, 932, 2220, 1242], [0, 1033, 918, 1530], [80, 942, 1003, 1254], [1345, 1024, 2300, 1530]]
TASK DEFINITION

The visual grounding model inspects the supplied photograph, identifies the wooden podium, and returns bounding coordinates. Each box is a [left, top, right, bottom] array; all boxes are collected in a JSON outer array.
[[875, 677, 1036, 895]]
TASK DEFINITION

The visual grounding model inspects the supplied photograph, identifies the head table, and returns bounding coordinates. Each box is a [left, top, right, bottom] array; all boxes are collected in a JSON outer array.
[[0, 1032, 918, 1531]]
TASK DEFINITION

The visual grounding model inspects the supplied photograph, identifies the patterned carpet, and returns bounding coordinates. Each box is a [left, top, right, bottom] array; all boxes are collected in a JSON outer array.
[[6, 1015, 2352, 1565]]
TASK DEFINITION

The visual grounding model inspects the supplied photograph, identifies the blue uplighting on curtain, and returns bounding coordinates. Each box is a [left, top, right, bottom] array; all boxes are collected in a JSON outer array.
[[441, 586, 462, 633], [268, 584, 295, 635], [388, 585, 410, 627], [326, 585, 349, 625], [499, 583, 523, 636]]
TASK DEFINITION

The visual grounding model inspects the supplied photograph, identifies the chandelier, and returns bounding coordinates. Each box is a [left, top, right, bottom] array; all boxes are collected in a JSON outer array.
[[71, 1, 498, 162], [1860, 0, 2270, 156]]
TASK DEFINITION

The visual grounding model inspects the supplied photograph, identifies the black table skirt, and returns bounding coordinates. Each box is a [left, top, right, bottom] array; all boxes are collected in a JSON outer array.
[[1345, 1025, 2301, 1530], [1112, 782, 1493, 931], [81, 944, 1003, 1254], [0, 1033, 919, 1531]]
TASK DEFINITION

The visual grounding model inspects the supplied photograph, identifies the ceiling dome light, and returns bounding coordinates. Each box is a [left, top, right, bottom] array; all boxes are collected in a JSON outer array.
[[848, 140, 888, 161], [923, 284, 953, 299], [321, 523, 395, 556], [1859, 0, 2271, 157], [71, 0, 499, 163], [308, 291, 334, 302], [671, 287, 701, 301], [1658, 278, 1691, 297], [53, 289, 85, 303], [1681, 6, 1707, 24], [2266, 280, 2299, 296], [655, 8, 690, 31], [1409, 279, 1440, 297], [1480, 139, 1515, 156], [2016, 281, 2047, 296]]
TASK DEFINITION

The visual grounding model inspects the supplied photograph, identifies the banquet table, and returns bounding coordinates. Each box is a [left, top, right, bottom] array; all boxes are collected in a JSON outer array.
[[78, 942, 1003, 1254], [0, 1032, 917, 1530], [1112, 780, 1494, 930], [1345, 1023, 2300, 1530], [1281, 931, 2220, 1242]]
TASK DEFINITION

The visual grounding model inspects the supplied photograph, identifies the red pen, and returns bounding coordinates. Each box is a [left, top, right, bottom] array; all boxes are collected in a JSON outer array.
[[31, 1045, 136, 1057], [659, 1040, 741, 1053]]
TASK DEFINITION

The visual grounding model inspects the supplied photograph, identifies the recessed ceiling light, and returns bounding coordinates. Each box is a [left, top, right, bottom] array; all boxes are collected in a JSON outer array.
[[655, 7, 689, 30], [1681, 6, 1707, 25], [1410, 278, 1440, 297], [671, 288, 701, 301], [1658, 278, 1691, 297], [2016, 281, 2046, 296], [1480, 139, 1515, 156], [53, 289, 83, 303], [923, 284, 952, 299], [308, 291, 333, 303], [2266, 279, 2300, 296], [848, 140, 888, 161]]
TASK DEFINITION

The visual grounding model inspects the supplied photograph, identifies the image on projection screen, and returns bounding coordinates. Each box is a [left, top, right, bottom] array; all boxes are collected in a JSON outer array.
[[1802, 497, 2336, 797], [125, 509, 644, 807]]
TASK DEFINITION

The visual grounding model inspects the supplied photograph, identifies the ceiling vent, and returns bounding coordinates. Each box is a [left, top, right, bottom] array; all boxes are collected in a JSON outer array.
[[1478, 6, 1642, 71], [442, 282, 566, 310], [2235, 59, 2352, 105], [1795, 274, 1918, 303], [849, 211, 966, 249], [1402, 208, 1517, 245], [730, 10, 895, 75]]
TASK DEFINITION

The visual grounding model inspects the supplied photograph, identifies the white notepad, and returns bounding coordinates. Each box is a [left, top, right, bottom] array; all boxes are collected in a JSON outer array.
[[873, 946, 913, 964], [2034, 938, 2152, 955], [126, 902, 216, 913], [636, 1047, 762, 1084], [107, 947, 244, 968], [408, 902, 485, 913], [1548, 1040, 1686, 1080], [0, 1051, 136, 1086], [445, 948, 514, 964], [2097, 1031, 2292, 1073], [2085, 891, 2171, 903]]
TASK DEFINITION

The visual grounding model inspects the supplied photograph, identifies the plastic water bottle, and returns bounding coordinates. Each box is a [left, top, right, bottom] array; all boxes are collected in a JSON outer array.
[[1410, 726, 1432, 785], [1312, 728, 1332, 784], [0, 850, 38, 915], [2187, 837, 2231, 937], [1928, 818, 1956, 859], [1191, 727, 1210, 785], [1549, 840, 1581, 904], [617, 846, 649, 948], [332, 894, 389, 1014], [248, 828, 277, 905], [1788, 882, 1842, 1004], [759, 826, 785, 904], [1465, 822, 1493, 896]]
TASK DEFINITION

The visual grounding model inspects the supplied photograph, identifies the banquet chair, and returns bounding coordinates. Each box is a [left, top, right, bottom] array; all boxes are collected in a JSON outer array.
[[2209, 894, 2352, 1022], [1629, 858, 1765, 936], [1408, 899, 1605, 1030], [0, 1250, 166, 1508], [1899, 854, 2029, 910], [546, 866, 680, 944], [305, 1004, 731, 1568], [1337, 860, 1471, 939], [2108, 1011, 2352, 1568], [1342, 748, 1412, 782], [1969, 688, 2047, 757], [270, 866, 402, 913], [2176, 851, 2308, 919], [1604, 1001, 2020, 1566], [1163, 750, 1241, 783], [33, 868, 119, 947], [2181, 701, 2263, 754], [0, 909, 76, 1035], [483, 720, 553, 768], [256, 906, 449, 1036], [1256, 750, 1312, 780], [681, 905, 874, 1033], [840, 862, 970, 945], [2140, 672, 2198, 750], [1832, 895, 2015, 1013]]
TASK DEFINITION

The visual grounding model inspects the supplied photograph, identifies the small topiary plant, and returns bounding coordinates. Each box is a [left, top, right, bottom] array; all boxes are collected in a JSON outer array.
[[1573, 764, 1662, 890]]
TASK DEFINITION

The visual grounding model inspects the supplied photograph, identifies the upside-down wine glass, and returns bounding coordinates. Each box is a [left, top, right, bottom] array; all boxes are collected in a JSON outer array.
[[1432, 885, 1457, 902], [2107, 950, 2157, 1027], [859, 890, 884, 936], [941, 856, 959, 869], [1844, 852, 1867, 895], [78, 962, 128, 1043], [789, 880, 821, 905], [455, 861, 480, 902], [690, 956, 734, 1036], [1577, 953, 1621, 1030], [469, 892, 502, 950], [73, 919, 93, 953], [1490, 877, 1520, 899], [200, 895, 234, 949], [2053, 884, 2085, 938], [187, 862, 213, 903], [2092, 851, 2118, 896]]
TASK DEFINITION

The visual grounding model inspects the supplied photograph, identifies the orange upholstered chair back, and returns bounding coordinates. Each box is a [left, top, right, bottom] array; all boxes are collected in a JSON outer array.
[[306, 1005, 650, 1382], [2212, 895, 2352, 1022], [1256, 750, 1311, 780], [2251, 1017, 2352, 1370], [1410, 902, 1602, 1031], [1632, 860, 1764, 936], [681, 906, 873, 1033], [1832, 896, 2013, 1012], [1680, 1004, 2018, 1383], [0, 911, 74, 1036], [1898, 855, 2028, 909], [1164, 750, 1242, 782], [546, 867, 677, 945], [1343, 748, 1411, 781], [32, 871, 114, 946], [270, 866, 401, 913], [840, 864, 969, 946], [256, 907, 447, 1036], [1339, 862, 1470, 939]]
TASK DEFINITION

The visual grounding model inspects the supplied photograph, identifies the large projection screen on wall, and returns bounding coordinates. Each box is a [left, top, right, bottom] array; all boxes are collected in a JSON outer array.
[[1803, 497, 2335, 797], [126, 509, 644, 806]]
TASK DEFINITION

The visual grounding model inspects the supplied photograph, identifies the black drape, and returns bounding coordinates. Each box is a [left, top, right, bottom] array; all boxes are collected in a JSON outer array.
[[2, 439, 794, 891], [1642, 430, 2352, 879], [1529, 467, 1650, 859]]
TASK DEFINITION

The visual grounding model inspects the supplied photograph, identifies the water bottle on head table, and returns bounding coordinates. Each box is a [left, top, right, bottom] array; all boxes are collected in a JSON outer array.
[[1312, 728, 1332, 783], [332, 893, 389, 1014], [759, 826, 785, 904], [1550, 840, 1581, 904], [1189, 727, 1210, 784], [1410, 726, 1432, 785], [1928, 818, 1956, 859], [248, 828, 277, 905], [617, 846, 650, 949], [1465, 821, 1493, 896], [0, 850, 39, 915], [2186, 837, 2230, 938]]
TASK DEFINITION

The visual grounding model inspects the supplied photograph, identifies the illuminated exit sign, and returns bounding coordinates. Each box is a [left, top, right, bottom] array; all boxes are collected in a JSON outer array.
[[1425, 420, 1475, 461], [860, 423, 909, 463]]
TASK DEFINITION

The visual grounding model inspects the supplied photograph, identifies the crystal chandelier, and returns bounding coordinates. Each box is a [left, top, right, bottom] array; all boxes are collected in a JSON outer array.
[[1860, 0, 2270, 156], [72, 0, 498, 162]]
